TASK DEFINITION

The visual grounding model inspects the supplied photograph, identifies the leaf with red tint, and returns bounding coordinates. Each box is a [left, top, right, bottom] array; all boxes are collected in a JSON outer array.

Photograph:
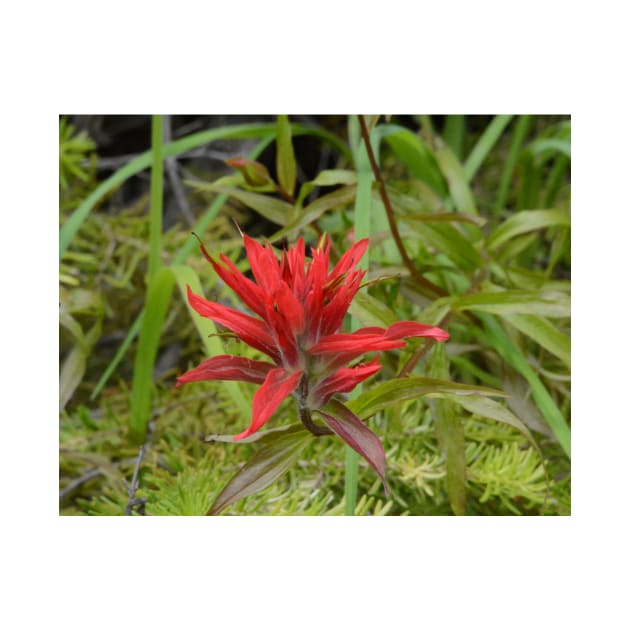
[[310, 358, 382, 406], [208, 425, 311, 515], [316, 399, 388, 494], [234, 369, 303, 440], [385, 321, 450, 342], [176, 355, 275, 387]]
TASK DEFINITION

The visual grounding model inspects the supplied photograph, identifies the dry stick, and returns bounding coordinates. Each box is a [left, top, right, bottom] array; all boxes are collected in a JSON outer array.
[[357, 115, 446, 299], [124, 418, 156, 515], [164, 115, 197, 228], [60, 457, 139, 501]]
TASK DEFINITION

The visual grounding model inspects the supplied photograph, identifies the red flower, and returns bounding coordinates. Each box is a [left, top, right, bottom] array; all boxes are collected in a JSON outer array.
[[177, 234, 449, 447]]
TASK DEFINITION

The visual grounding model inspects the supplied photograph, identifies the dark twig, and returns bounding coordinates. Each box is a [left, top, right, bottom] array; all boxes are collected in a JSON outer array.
[[357, 115, 446, 299], [124, 443, 148, 515], [164, 115, 196, 228], [59, 457, 139, 501]]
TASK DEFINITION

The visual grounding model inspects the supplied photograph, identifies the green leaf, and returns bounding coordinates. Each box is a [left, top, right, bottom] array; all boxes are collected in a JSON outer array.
[[296, 169, 358, 207], [129, 266, 176, 444], [187, 184, 294, 226], [347, 290, 397, 328], [486, 209, 571, 251], [397, 211, 486, 227], [208, 428, 311, 515], [440, 394, 545, 469], [528, 138, 571, 159], [268, 185, 357, 242], [433, 136, 478, 215], [348, 377, 507, 421], [317, 399, 388, 493], [477, 313, 570, 458], [406, 221, 483, 271], [204, 423, 306, 444], [464, 115, 513, 182], [502, 314, 571, 367], [442, 115, 465, 159], [59, 320, 101, 411], [453, 288, 570, 318], [428, 344, 466, 515], [494, 115, 532, 213], [147, 115, 164, 283], [276, 115, 297, 198], [226, 158, 276, 190], [375, 124, 449, 197]]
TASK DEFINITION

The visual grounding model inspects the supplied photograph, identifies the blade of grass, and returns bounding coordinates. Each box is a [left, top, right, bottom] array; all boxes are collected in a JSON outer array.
[[477, 313, 571, 458], [442, 115, 466, 160], [90, 135, 275, 400], [147, 115, 164, 282], [344, 115, 375, 515], [464, 115, 513, 182], [494, 115, 531, 214], [543, 154, 570, 207], [129, 266, 176, 444]]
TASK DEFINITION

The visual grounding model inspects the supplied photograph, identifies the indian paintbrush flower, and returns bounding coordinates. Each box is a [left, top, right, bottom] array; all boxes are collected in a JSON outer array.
[[176, 233, 449, 490]]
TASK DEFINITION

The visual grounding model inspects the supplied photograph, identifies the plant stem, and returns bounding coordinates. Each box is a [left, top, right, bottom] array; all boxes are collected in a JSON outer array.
[[357, 115, 445, 298], [147, 115, 164, 283]]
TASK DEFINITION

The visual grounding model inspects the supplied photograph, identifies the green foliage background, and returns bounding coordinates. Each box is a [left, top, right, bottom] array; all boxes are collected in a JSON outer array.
[[59, 114, 570, 516]]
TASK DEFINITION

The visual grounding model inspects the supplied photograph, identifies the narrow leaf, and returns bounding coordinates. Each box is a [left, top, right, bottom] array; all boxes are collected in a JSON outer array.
[[276, 115, 297, 197], [477, 313, 570, 458], [502, 313, 571, 368], [208, 428, 311, 515], [375, 124, 449, 197], [429, 344, 466, 515], [269, 185, 357, 242], [433, 136, 478, 215], [348, 377, 507, 421], [464, 115, 513, 181], [129, 267, 176, 444], [187, 184, 293, 226], [317, 399, 388, 493], [486, 209, 571, 251], [453, 289, 570, 318]]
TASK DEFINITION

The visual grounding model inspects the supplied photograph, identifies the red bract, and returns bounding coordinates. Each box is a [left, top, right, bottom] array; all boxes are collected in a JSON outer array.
[[177, 234, 449, 444]]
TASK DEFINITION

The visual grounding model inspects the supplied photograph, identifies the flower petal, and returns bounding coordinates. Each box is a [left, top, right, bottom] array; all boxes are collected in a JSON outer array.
[[176, 355, 275, 387], [186, 286, 280, 361], [310, 331, 406, 354], [243, 234, 281, 294], [310, 358, 382, 406], [328, 237, 369, 282], [385, 321, 450, 342], [233, 369, 303, 441]]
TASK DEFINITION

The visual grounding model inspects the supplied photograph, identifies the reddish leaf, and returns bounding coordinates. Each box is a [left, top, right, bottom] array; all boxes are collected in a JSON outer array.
[[316, 399, 388, 494], [310, 358, 382, 406], [208, 427, 311, 515]]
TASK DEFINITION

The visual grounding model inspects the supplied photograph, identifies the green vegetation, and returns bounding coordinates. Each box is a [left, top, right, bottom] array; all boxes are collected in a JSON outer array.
[[59, 114, 570, 516]]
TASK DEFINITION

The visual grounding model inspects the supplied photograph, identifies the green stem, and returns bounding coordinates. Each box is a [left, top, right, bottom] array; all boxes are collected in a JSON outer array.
[[344, 115, 374, 516], [147, 115, 164, 282]]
